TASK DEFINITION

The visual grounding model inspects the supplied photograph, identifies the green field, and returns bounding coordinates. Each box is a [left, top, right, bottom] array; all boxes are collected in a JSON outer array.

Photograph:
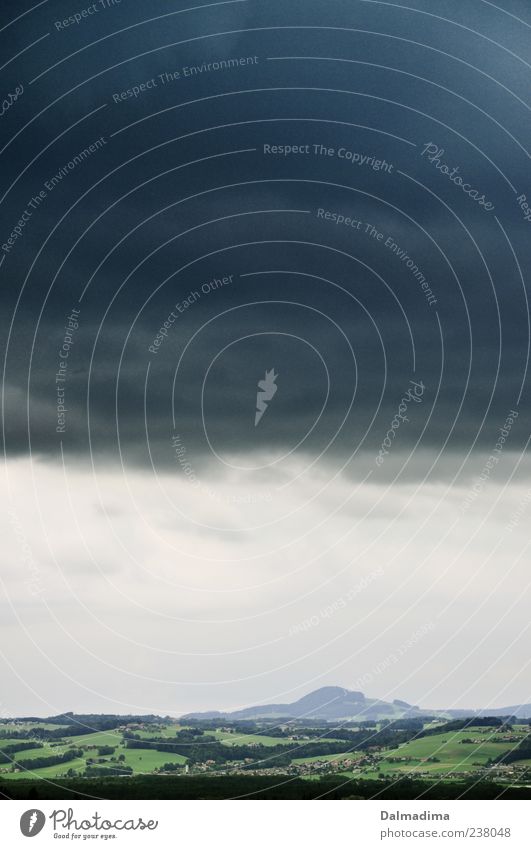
[[293, 751, 361, 765], [98, 725, 292, 747], [120, 749, 187, 772], [210, 730, 292, 747], [1, 719, 528, 785], [0, 723, 70, 731], [0, 747, 186, 779], [0, 726, 188, 780], [8, 744, 68, 762], [355, 727, 529, 778], [5, 758, 88, 781], [0, 737, 43, 749], [67, 730, 124, 747], [133, 726, 182, 739], [0, 741, 77, 764]]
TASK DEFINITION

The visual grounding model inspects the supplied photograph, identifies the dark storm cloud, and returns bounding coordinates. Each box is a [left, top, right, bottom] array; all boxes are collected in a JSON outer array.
[[1, 0, 530, 466]]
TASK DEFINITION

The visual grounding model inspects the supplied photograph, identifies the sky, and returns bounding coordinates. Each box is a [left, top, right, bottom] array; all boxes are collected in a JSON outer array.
[[1, 0, 530, 717]]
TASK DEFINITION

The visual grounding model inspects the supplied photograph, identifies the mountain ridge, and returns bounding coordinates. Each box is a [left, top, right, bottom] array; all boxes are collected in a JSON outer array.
[[180, 686, 531, 721], [181, 686, 423, 721]]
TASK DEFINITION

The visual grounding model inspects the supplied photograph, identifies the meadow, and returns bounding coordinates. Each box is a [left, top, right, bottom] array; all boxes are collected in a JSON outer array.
[[211, 730, 294, 747], [292, 751, 360, 764], [0, 722, 188, 781], [0, 718, 529, 787], [346, 726, 530, 779]]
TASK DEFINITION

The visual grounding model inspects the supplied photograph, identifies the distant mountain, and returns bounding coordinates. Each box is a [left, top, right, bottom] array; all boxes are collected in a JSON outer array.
[[181, 686, 531, 722], [181, 686, 424, 721]]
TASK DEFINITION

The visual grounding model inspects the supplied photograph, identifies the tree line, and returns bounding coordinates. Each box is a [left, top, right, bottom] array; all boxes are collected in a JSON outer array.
[[11, 748, 83, 772], [0, 742, 43, 764]]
